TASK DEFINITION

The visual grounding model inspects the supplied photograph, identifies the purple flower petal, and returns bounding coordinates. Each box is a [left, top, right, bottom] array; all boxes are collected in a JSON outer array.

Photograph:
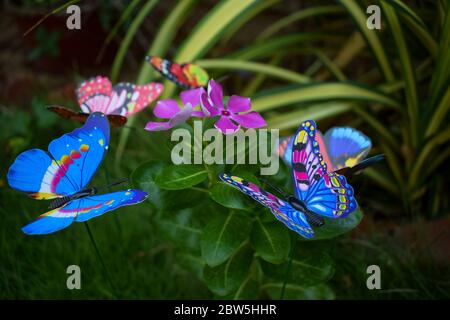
[[180, 88, 205, 107], [192, 110, 206, 117], [215, 116, 240, 134], [145, 104, 193, 131], [201, 92, 220, 117], [230, 111, 266, 128], [227, 95, 251, 113], [208, 79, 224, 109], [170, 103, 193, 126], [153, 99, 180, 119], [144, 121, 173, 131]]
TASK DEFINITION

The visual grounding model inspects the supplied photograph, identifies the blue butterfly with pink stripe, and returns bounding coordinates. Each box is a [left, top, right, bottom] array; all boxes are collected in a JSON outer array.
[[219, 120, 358, 239], [7, 112, 148, 235]]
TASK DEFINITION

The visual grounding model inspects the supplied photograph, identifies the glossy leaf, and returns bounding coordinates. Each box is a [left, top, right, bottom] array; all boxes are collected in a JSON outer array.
[[132, 160, 204, 210], [203, 242, 253, 296], [252, 83, 400, 113], [209, 183, 249, 210], [307, 209, 363, 241], [155, 165, 208, 190], [261, 245, 334, 286], [251, 221, 290, 264], [156, 208, 204, 253], [201, 211, 253, 267]]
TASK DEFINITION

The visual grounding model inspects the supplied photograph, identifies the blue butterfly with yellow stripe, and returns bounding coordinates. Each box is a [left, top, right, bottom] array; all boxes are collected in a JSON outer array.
[[220, 120, 358, 239], [7, 112, 148, 235]]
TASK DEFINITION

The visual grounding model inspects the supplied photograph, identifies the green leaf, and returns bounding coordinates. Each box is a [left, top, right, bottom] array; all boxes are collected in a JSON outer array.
[[264, 283, 335, 300], [257, 5, 344, 41], [339, 0, 395, 82], [155, 165, 208, 190], [176, 252, 205, 280], [231, 276, 260, 300], [381, 1, 418, 146], [131, 160, 167, 210], [251, 221, 290, 264], [161, 189, 205, 211], [131, 160, 204, 210], [210, 183, 249, 210], [156, 208, 204, 253], [228, 33, 340, 61], [159, 0, 261, 98], [252, 83, 400, 113], [201, 211, 253, 267], [261, 244, 334, 286], [390, 0, 437, 58], [307, 209, 363, 241], [197, 59, 309, 84], [203, 242, 253, 296], [175, 0, 260, 61], [110, 0, 158, 82], [267, 102, 352, 130]]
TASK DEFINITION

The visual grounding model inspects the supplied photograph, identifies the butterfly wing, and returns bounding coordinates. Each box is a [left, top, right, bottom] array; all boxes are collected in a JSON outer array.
[[108, 82, 163, 117], [323, 127, 371, 170], [22, 189, 148, 235], [147, 56, 194, 89], [279, 131, 333, 169], [47, 106, 89, 124], [181, 63, 209, 88], [278, 135, 294, 166], [8, 112, 108, 200], [291, 120, 358, 218], [77, 76, 113, 113], [315, 130, 333, 169], [304, 172, 358, 218], [47, 105, 126, 127], [291, 120, 328, 201], [219, 173, 314, 238], [47, 112, 110, 192], [7, 148, 75, 199]]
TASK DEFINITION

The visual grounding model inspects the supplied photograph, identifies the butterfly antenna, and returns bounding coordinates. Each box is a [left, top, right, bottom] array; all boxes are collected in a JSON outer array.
[[339, 154, 385, 177], [258, 177, 290, 199], [98, 178, 129, 191]]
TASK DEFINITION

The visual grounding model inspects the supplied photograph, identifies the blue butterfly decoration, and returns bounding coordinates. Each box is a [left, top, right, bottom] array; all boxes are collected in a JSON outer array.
[[220, 120, 358, 239], [7, 112, 148, 235]]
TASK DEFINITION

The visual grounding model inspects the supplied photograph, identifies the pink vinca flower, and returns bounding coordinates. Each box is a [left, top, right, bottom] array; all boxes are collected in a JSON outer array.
[[200, 79, 266, 134], [145, 88, 206, 131]]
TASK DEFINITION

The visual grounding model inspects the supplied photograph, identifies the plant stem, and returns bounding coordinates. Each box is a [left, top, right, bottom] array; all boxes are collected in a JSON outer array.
[[103, 165, 123, 237], [84, 222, 118, 298], [280, 234, 295, 300]]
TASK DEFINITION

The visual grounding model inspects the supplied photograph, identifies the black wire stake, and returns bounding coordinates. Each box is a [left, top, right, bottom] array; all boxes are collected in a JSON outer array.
[[84, 221, 119, 299], [280, 233, 296, 300]]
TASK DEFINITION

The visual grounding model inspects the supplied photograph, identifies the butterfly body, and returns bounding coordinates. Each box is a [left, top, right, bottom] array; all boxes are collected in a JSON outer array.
[[286, 196, 325, 227], [220, 120, 358, 239], [7, 112, 148, 235], [146, 55, 209, 89], [47, 187, 97, 210]]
